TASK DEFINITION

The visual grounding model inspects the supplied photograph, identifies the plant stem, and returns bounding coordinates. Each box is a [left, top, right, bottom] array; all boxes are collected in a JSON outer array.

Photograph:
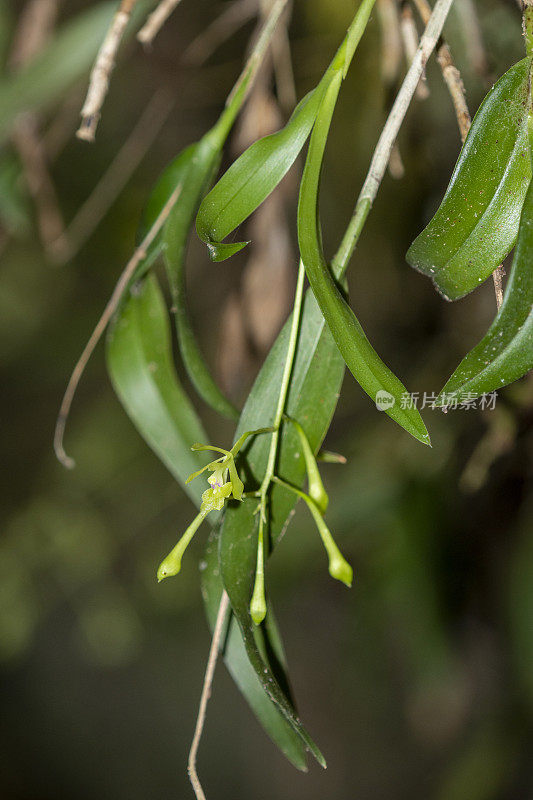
[[258, 259, 306, 506], [331, 0, 455, 280], [188, 590, 230, 800]]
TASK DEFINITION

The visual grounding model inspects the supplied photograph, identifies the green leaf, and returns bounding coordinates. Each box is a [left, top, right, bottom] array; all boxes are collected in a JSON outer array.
[[196, 87, 326, 260], [162, 135, 240, 420], [106, 275, 208, 507], [406, 57, 532, 301], [298, 69, 430, 446], [218, 288, 346, 767], [0, 3, 117, 145], [201, 531, 308, 771], [106, 274, 305, 765], [437, 162, 533, 402], [137, 133, 239, 419]]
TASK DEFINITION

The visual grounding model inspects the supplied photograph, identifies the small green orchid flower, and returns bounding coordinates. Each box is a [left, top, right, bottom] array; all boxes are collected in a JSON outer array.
[[157, 428, 273, 583]]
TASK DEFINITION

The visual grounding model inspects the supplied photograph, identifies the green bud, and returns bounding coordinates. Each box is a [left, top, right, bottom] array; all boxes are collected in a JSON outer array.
[[250, 518, 267, 625], [287, 417, 329, 514], [156, 510, 207, 582]]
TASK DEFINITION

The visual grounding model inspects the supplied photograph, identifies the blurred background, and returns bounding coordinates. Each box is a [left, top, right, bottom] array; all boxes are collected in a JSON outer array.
[[1, 0, 533, 798]]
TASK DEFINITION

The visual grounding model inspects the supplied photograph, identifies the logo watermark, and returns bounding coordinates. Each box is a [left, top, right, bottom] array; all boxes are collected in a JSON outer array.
[[374, 391, 498, 411]]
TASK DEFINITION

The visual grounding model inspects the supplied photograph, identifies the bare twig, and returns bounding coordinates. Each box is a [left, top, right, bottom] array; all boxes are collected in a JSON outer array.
[[182, 0, 256, 65], [12, 115, 67, 260], [9, 0, 66, 260], [137, 0, 184, 46], [54, 182, 182, 468], [400, 2, 430, 100], [377, 0, 403, 85], [55, 90, 174, 260], [188, 591, 230, 800], [333, 0, 455, 276], [455, 0, 489, 79], [270, 0, 296, 110], [411, 0, 504, 307], [77, 0, 139, 142]]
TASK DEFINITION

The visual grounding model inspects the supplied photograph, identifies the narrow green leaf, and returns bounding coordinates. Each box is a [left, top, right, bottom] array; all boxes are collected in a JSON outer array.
[[106, 275, 305, 765], [437, 161, 533, 402], [196, 87, 325, 259], [406, 57, 532, 301], [136, 136, 239, 419], [298, 70, 430, 446], [106, 275, 208, 507], [201, 531, 308, 771], [219, 289, 346, 766], [162, 135, 240, 420], [0, 3, 117, 145]]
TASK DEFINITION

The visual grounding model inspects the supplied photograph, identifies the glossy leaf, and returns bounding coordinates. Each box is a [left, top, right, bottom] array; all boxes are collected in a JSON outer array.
[[201, 531, 308, 771], [162, 135, 239, 420], [106, 275, 208, 507], [218, 288, 346, 767], [135, 135, 239, 419], [0, 3, 116, 145], [298, 69, 430, 446], [196, 87, 325, 260], [437, 164, 533, 402], [406, 57, 532, 301], [106, 275, 306, 765]]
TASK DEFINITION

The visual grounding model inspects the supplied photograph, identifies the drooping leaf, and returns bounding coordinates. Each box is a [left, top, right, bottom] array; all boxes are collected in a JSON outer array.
[[106, 274, 306, 765], [196, 87, 326, 261], [218, 288, 346, 767], [134, 135, 239, 419], [298, 68, 430, 446], [437, 161, 533, 403], [162, 135, 239, 420], [0, 3, 117, 145], [406, 57, 532, 301], [201, 530, 308, 771], [106, 275, 208, 507]]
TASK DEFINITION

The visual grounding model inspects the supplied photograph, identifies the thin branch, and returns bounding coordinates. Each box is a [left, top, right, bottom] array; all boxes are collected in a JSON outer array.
[[411, 0, 503, 307], [188, 591, 230, 800], [332, 0, 455, 278], [400, 2, 429, 100], [377, 0, 403, 85], [9, 0, 66, 260], [182, 0, 256, 66], [137, 0, 184, 46], [55, 89, 174, 261], [77, 0, 139, 142], [270, 0, 296, 110], [54, 182, 182, 468]]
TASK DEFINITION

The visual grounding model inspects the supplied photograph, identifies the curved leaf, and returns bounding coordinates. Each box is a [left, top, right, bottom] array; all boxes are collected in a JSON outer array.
[[201, 531, 308, 771], [196, 87, 325, 261], [438, 161, 533, 402], [406, 57, 532, 300], [218, 288, 346, 767], [106, 275, 208, 507], [0, 3, 116, 145], [162, 136, 240, 420], [106, 275, 306, 766], [298, 70, 430, 445], [135, 136, 239, 419]]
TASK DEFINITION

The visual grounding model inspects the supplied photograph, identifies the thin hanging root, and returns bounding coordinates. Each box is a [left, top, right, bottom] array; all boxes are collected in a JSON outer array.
[[137, 0, 184, 46], [54, 183, 182, 469], [410, 0, 504, 309], [188, 591, 230, 800], [77, 0, 139, 142]]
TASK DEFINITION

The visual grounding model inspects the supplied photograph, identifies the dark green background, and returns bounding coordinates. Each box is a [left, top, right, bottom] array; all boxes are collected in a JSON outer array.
[[1, 1, 532, 798]]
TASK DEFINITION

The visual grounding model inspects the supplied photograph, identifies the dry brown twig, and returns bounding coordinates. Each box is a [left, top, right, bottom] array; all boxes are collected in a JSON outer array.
[[77, 0, 139, 142], [400, 2, 430, 100], [9, 0, 67, 260], [410, 0, 504, 308], [54, 90, 174, 261], [54, 182, 182, 468], [137, 0, 184, 46], [182, 0, 256, 65]]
